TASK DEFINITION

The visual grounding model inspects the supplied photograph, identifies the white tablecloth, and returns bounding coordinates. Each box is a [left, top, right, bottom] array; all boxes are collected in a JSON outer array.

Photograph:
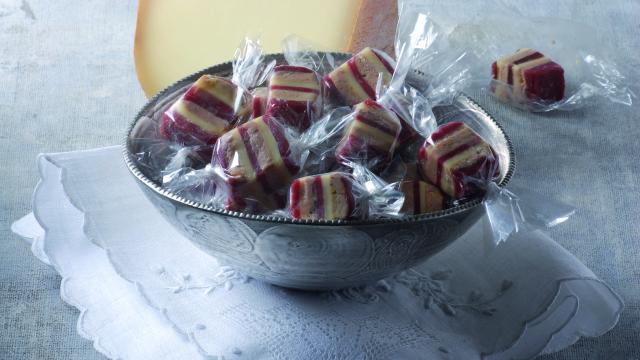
[[11, 146, 623, 359]]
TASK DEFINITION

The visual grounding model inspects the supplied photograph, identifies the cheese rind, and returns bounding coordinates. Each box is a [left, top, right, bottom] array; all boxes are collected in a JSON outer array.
[[348, 0, 397, 56], [418, 122, 499, 198]]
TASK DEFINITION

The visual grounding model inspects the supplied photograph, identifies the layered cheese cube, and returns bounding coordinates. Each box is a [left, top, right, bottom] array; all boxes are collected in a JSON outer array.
[[265, 65, 322, 131], [160, 75, 250, 146], [335, 100, 401, 170], [289, 172, 355, 220], [399, 180, 446, 215], [491, 48, 564, 102], [324, 47, 395, 106], [212, 116, 299, 212], [418, 122, 499, 199]]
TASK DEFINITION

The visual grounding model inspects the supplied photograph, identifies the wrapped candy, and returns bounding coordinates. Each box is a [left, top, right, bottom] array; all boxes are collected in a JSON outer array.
[[251, 86, 269, 117], [335, 99, 401, 171], [396, 0, 634, 112], [289, 172, 356, 220], [264, 65, 322, 131], [160, 75, 251, 146], [418, 121, 499, 199], [323, 47, 395, 106], [212, 116, 299, 212], [491, 48, 565, 103], [399, 180, 446, 215]]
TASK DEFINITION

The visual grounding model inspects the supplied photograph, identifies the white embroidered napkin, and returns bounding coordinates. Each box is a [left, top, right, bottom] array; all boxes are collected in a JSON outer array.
[[13, 146, 623, 359]]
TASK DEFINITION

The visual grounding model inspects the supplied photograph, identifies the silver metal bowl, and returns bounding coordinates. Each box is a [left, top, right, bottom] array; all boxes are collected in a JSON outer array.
[[124, 53, 515, 290]]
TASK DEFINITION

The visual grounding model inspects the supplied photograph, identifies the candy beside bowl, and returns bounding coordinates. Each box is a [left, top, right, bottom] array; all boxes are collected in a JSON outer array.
[[124, 53, 515, 291]]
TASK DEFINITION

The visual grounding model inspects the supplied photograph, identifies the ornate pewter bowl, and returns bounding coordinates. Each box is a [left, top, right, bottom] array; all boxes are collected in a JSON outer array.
[[124, 53, 515, 290]]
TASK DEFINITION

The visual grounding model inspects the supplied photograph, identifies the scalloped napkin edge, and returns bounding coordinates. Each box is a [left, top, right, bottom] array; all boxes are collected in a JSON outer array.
[[11, 146, 624, 360]]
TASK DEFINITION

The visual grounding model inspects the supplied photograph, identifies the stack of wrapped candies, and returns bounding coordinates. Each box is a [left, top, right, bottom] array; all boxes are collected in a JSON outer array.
[[153, 41, 503, 222], [152, 38, 508, 220], [135, 0, 634, 241]]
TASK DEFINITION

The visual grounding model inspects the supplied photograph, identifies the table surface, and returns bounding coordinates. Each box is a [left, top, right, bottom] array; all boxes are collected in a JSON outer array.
[[1, 1, 638, 359]]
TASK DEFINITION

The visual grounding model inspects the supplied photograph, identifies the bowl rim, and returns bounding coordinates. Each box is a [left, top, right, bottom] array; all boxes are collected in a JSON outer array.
[[123, 52, 516, 226]]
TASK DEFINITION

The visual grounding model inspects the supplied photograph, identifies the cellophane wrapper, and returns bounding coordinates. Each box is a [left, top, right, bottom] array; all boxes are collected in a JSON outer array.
[[397, 0, 636, 112], [421, 101, 575, 245]]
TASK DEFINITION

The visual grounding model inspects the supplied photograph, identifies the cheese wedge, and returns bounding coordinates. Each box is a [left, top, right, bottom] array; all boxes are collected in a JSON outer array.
[[134, 0, 397, 97]]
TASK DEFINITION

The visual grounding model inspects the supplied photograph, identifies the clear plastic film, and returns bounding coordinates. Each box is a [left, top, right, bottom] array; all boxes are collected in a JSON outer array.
[[282, 35, 337, 76], [397, 0, 636, 111], [231, 38, 276, 91], [482, 183, 576, 245], [394, 0, 477, 107], [131, 102, 213, 184], [298, 106, 353, 175], [376, 45, 437, 165], [350, 163, 405, 219], [162, 165, 218, 206], [418, 107, 575, 244]]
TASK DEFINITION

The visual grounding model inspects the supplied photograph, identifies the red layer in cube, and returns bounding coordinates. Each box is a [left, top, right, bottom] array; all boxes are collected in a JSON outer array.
[[251, 87, 268, 118]]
